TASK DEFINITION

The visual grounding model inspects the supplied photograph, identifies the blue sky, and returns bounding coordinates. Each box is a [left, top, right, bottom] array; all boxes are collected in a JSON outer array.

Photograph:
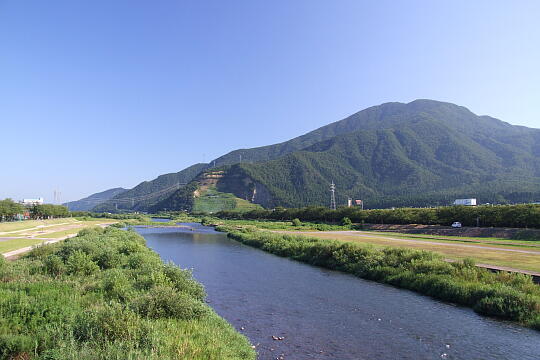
[[1, 1, 539, 202]]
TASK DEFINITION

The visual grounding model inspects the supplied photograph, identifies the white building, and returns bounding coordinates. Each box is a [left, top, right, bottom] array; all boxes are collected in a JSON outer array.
[[21, 197, 44, 205], [453, 198, 476, 206]]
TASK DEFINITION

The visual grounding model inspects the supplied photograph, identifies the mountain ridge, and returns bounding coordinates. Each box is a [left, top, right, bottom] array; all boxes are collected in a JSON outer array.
[[79, 99, 540, 212]]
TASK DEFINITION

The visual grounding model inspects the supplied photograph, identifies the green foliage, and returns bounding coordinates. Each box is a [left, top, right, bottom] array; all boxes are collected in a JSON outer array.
[[66, 250, 100, 275], [217, 203, 540, 229], [340, 217, 352, 226], [93, 163, 208, 213], [131, 286, 210, 320], [0, 199, 25, 220], [0, 227, 255, 359], [222, 225, 540, 329], [292, 218, 302, 227], [30, 204, 69, 219]]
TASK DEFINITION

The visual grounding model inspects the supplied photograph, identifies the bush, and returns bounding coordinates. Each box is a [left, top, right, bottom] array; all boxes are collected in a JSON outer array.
[[101, 269, 132, 301], [162, 263, 206, 301], [291, 218, 302, 227], [131, 286, 209, 320], [43, 255, 66, 276], [340, 217, 352, 227], [0, 334, 34, 359], [73, 304, 147, 344], [66, 250, 99, 275]]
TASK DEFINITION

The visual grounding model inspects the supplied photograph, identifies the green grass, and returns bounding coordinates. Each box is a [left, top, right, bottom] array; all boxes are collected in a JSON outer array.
[[0, 238, 46, 253], [219, 225, 540, 331], [0, 218, 78, 233], [192, 188, 262, 214], [0, 227, 255, 359]]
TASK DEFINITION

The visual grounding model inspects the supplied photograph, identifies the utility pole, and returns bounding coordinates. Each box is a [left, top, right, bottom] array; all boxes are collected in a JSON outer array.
[[239, 154, 242, 163], [330, 181, 336, 210]]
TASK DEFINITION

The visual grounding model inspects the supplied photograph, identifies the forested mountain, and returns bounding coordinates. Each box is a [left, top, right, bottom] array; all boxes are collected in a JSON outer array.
[[63, 188, 126, 211], [86, 99, 540, 212], [92, 163, 207, 212], [156, 100, 540, 211]]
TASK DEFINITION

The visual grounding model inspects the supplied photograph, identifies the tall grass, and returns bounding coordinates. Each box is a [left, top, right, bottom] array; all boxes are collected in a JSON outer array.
[[0, 227, 255, 359], [219, 225, 540, 330]]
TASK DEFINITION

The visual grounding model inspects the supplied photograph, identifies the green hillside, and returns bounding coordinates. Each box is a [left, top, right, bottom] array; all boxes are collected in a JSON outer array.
[[93, 163, 208, 212], [163, 100, 540, 210], [90, 100, 540, 212], [64, 187, 127, 211]]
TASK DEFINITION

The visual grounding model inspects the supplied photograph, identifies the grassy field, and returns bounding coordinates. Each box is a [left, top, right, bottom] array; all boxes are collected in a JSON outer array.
[[0, 238, 47, 253], [0, 218, 79, 233], [1, 219, 119, 256], [287, 231, 540, 273], [193, 188, 262, 214], [0, 227, 255, 359]]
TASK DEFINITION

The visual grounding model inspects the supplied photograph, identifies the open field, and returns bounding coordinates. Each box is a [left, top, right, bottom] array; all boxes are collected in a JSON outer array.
[[275, 230, 540, 273], [0, 218, 118, 256], [0, 218, 79, 233]]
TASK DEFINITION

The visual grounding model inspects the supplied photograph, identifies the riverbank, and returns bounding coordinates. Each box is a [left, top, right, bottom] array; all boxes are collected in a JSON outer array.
[[217, 224, 540, 331], [0, 226, 255, 359]]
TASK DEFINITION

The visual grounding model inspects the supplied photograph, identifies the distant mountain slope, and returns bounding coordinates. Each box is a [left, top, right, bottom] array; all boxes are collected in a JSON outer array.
[[92, 163, 207, 212], [211, 99, 540, 167], [64, 188, 127, 211], [158, 100, 540, 210]]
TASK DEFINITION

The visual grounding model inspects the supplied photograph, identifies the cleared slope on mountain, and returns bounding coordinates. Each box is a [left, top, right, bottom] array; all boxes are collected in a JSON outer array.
[[151, 170, 262, 213], [64, 187, 127, 211]]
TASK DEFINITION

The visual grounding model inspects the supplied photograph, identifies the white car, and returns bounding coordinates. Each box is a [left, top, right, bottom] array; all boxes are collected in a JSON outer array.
[[451, 222, 462, 228]]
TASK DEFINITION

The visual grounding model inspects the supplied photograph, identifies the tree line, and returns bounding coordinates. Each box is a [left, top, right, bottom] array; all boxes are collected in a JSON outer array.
[[216, 204, 540, 229], [0, 198, 69, 221]]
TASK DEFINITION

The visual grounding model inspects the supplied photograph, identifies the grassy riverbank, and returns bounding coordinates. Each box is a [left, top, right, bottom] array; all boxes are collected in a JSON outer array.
[[218, 225, 540, 330], [203, 218, 540, 273], [0, 227, 255, 359]]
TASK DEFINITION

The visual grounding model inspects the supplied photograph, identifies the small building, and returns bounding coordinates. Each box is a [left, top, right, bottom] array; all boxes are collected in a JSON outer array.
[[21, 197, 44, 205], [453, 198, 477, 206]]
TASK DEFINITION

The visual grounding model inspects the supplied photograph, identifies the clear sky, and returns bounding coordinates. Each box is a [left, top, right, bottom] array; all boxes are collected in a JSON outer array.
[[1, 1, 539, 202]]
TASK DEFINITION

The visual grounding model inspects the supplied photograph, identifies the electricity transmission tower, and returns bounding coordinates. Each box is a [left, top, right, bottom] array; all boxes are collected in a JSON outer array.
[[330, 181, 336, 210]]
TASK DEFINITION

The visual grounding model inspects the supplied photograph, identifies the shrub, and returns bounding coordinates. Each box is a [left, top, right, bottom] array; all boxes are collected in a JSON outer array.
[[73, 304, 146, 344], [291, 218, 302, 227], [0, 334, 34, 359], [162, 263, 206, 301], [66, 250, 99, 275], [43, 255, 66, 276], [340, 217, 352, 227], [131, 286, 209, 320], [102, 269, 132, 301]]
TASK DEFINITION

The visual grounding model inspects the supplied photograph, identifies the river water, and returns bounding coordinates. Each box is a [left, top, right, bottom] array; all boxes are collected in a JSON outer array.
[[134, 224, 540, 360]]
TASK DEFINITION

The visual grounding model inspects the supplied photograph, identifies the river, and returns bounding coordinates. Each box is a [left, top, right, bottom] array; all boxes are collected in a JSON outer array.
[[134, 223, 540, 360]]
